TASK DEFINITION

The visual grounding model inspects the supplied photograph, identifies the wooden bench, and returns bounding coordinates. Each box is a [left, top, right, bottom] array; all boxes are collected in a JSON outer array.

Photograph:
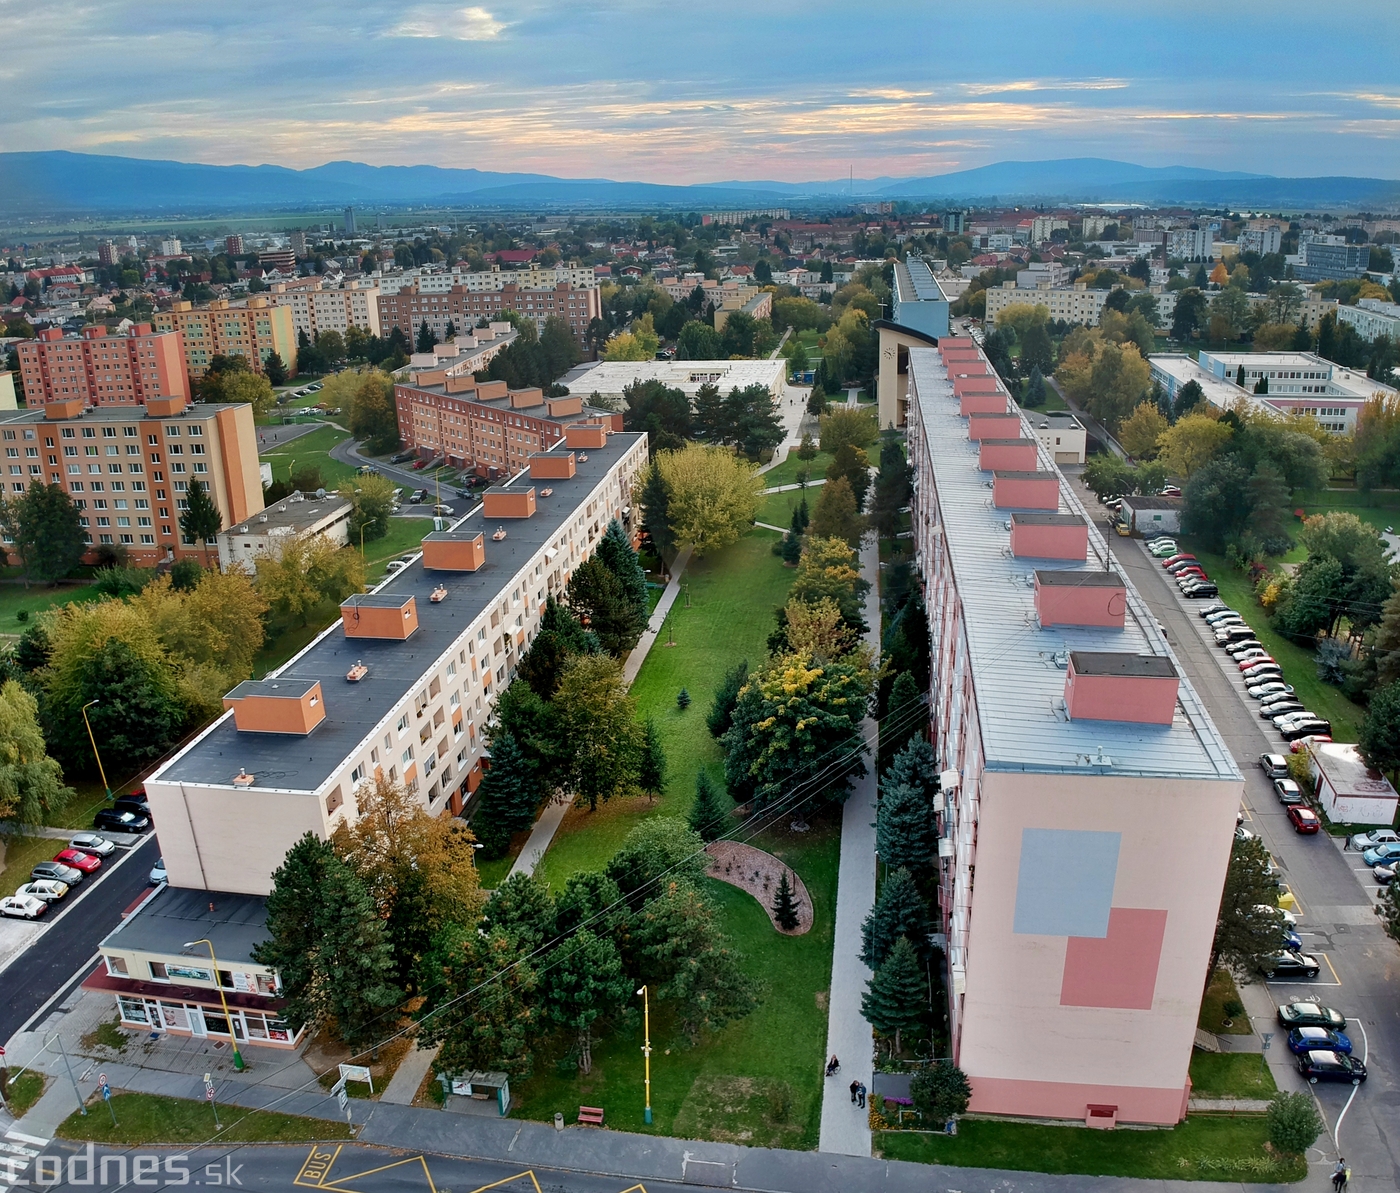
[[577, 1105, 604, 1126]]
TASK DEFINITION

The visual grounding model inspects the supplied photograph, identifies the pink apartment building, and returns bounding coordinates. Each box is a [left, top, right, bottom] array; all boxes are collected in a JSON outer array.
[[907, 340, 1242, 1127]]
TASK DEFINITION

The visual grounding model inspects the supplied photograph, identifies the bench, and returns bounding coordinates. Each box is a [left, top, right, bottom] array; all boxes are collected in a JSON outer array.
[[577, 1105, 605, 1126]]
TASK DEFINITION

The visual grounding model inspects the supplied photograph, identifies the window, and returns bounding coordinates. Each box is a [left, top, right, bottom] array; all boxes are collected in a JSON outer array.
[[105, 955, 129, 976]]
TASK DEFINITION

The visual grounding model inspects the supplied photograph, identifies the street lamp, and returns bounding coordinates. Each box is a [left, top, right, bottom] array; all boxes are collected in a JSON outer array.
[[80, 700, 112, 800], [637, 985, 652, 1125], [185, 939, 246, 1071]]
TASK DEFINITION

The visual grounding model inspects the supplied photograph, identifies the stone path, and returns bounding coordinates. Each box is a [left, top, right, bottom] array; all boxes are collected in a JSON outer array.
[[817, 533, 881, 1157]]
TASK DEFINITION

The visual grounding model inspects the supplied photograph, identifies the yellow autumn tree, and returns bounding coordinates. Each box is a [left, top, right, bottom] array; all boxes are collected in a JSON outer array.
[[1158, 411, 1234, 478], [651, 443, 762, 555]]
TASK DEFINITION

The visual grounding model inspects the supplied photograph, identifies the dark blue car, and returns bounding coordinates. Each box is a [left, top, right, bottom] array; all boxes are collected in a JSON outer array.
[[1283, 929, 1303, 951], [1286, 1026, 1352, 1055]]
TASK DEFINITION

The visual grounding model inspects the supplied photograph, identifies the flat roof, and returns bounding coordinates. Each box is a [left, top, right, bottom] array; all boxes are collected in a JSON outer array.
[[1122, 495, 1182, 510], [0, 401, 241, 426], [226, 678, 320, 700], [152, 431, 645, 794], [101, 885, 268, 966], [1036, 570, 1125, 589], [908, 347, 1238, 782], [228, 494, 350, 535], [899, 256, 951, 303], [1071, 651, 1177, 679], [573, 358, 784, 395]]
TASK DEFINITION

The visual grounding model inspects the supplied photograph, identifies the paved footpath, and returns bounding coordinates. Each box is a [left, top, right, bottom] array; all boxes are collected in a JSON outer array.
[[816, 533, 881, 1156]]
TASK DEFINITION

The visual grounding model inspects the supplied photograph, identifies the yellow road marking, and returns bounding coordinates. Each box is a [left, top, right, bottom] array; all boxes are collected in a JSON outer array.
[[295, 1145, 342, 1187], [1322, 951, 1342, 986]]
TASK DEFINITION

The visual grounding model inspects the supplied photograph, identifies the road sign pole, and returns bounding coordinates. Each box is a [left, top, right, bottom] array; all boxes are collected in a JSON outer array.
[[100, 1075, 116, 1127], [205, 1073, 220, 1129], [58, 1035, 86, 1116]]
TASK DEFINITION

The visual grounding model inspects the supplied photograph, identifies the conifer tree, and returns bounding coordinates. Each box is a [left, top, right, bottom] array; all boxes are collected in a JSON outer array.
[[707, 660, 749, 738], [417, 320, 434, 353], [781, 531, 802, 565], [861, 935, 926, 1054], [687, 770, 728, 842], [596, 517, 648, 626], [470, 730, 542, 857], [795, 496, 810, 533], [640, 464, 675, 563], [179, 476, 222, 545], [638, 716, 667, 801], [772, 869, 800, 931], [880, 671, 925, 766], [860, 867, 930, 968], [883, 736, 939, 803], [876, 780, 937, 873]]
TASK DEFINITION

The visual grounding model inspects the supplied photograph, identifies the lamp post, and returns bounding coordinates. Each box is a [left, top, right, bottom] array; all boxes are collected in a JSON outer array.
[[80, 700, 112, 801], [185, 939, 246, 1071], [637, 985, 652, 1125]]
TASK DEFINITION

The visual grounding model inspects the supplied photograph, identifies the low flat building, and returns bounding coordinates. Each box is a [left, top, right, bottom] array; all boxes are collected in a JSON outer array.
[[572, 358, 784, 411], [892, 257, 952, 340], [218, 491, 352, 571], [1026, 409, 1088, 465], [1120, 495, 1183, 536], [1308, 741, 1398, 826]]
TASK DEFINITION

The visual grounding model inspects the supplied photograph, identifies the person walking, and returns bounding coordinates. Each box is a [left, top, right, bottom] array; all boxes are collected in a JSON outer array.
[[1332, 1159, 1347, 1191], [826, 1055, 839, 1077], [856, 1082, 867, 1109], [849, 1079, 860, 1105]]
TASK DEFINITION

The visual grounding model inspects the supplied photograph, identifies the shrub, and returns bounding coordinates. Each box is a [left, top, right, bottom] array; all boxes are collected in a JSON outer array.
[[677, 687, 691, 709], [1267, 1091, 1323, 1155], [910, 1060, 972, 1121]]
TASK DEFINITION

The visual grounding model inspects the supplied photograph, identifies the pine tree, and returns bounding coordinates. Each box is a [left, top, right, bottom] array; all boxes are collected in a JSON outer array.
[[263, 351, 288, 387], [542, 928, 632, 1074], [693, 382, 726, 443], [317, 857, 405, 1048], [180, 477, 222, 545], [772, 870, 800, 931], [880, 671, 925, 765], [869, 438, 913, 539], [781, 532, 802, 565], [707, 660, 749, 738], [860, 935, 926, 1054], [795, 496, 810, 533], [1024, 366, 1046, 408], [884, 736, 939, 804], [876, 780, 937, 873], [638, 716, 667, 801], [640, 464, 675, 564], [796, 432, 817, 461], [470, 730, 542, 858], [677, 686, 691, 709], [687, 771, 728, 842], [417, 320, 434, 353], [566, 557, 642, 655], [860, 867, 930, 968], [444, 319, 457, 341], [596, 518, 649, 626]]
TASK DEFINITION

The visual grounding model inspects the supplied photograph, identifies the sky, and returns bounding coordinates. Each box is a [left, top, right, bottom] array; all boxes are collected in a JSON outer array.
[[3, 0, 1399, 183]]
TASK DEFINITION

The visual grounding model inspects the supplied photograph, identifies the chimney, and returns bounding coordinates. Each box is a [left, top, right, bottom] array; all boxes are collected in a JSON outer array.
[[1034, 570, 1127, 628], [1064, 652, 1179, 725], [1009, 513, 1088, 560], [979, 438, 1038, 471], [565, 423, 608, 449], [993, 470, 1060, 510]]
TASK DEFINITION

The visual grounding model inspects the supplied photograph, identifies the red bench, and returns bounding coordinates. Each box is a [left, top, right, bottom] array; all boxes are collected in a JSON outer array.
[[577, 1105, 605, 1126]]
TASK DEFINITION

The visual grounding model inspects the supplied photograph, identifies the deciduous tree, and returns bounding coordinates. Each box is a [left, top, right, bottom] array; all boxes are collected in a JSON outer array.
[[809, 475, 863, 547], [606, 816, 708, 907], [0, 679, 71, 825], [652, 444, 762, 556], [553, 654, 643, 810], [910, 1061, 972, 1122], [338, 473, 398, 543], [1119, 401, 1169, 459], [0, 483, 86, 586]]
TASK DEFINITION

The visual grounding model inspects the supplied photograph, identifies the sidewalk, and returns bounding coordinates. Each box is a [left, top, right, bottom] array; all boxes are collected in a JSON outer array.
[[816, 534, 881, 1157]]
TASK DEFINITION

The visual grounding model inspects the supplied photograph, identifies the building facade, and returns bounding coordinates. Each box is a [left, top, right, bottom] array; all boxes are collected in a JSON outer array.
[[389, 265, 599, 294], [570, 358, 785, 412], [16, 324, 190, 408], [1166, 228, 1215, 260], [218, 491, 353, 571], [265, 278, 382, 339], [907, 337, 1242, 1126], [892, 258, 952, 340], [153, 298, 298, 379], [143, 427, 649, 895], [1337, 298, 1400, 343], [984, 283, 1112, 328], [377, 281, 600, 348], [1294, 240, 1370, 282]]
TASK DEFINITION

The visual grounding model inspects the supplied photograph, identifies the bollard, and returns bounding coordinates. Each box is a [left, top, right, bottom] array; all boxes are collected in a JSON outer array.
[[554, 1112, 564, 1131]]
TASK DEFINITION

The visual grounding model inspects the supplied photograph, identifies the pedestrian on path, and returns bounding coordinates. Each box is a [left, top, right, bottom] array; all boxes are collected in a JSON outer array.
[[1332, 1159, 1348, 1191], [856, 1082, 866, 1109], [849, 1079, 860, 1104], [826, 1055, 839, 1076]]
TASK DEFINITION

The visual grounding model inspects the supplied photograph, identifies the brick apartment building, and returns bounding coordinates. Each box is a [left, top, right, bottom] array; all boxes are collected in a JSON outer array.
[[153, 297, 298, 379], [377, 281, 601, 349], [0, 393, 264, 567], [16, 325, 190, 407], [396, 373, 621, 478]]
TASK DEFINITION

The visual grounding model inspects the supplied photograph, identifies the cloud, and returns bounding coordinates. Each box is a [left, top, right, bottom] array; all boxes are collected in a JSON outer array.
[[390, 6, 507, 40], [960, 78, 1130, 96]]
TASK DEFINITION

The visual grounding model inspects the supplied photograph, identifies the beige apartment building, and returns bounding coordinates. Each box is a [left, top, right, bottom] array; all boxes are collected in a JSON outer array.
[[378, 281, 601, 349], [265, 278, 381, 339], [984, 282, 1112, 328], [153, 297, 299, 379]]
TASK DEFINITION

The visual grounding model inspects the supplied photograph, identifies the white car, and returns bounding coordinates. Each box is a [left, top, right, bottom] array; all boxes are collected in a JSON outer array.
[[15, 879, 68, 903], [67, 831, 115, 857], [1349, 828, 1400, 852], [384, 560, 409, 574], [148, 857, 167, 886], [1256, 903, 1298, 927], [1, 895, 47, 920], [1249, 682, 1295, 700]]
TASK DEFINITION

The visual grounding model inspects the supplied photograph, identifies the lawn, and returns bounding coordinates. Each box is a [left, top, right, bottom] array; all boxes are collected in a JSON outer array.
[[1188, 1051, 1277, 1099], [56, 1093, 353, 1146], [1180, 545, 1366, 741], [258, 424, 357, 488], [878, 1115, 1304, 1183], [363, 515, 432, 581], [0, 581, 102, 637], [762, 448, 834, 491], [757, 487, 818, 531], [1198, 968, 1253, 1036], [4, 1070, 46, 1116], [0, 831, 69, 897]]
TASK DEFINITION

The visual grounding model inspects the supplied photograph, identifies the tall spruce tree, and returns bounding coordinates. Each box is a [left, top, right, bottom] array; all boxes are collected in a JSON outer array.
[[638, 716, 667, 800], [566, 557, 644, 655], [772, 870, 801, 931], [470, 730, 542, 857], [596, 518, 649, 626], [861, 934, 926, 1054], [880, 671, 925, 766], [640, 464, 675, 563], [687, 770, 729, 842], [860, 867, 930, 968], [876, 780, 937, 873], [707, 660, 749, 738], [884, 736, 939, 803], [869, 437, 913, 539], [416, 320, 434, 353], [781, 531, 802, 565], [180, 477, 222, 544]]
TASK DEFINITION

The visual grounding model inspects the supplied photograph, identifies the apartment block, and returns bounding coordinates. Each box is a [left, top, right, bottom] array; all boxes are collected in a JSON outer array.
[[984, 282, 1112, 328], [892, 257, 952, 340], [265, 278, 382, 339], [392, 264, 599, 294], [713, 288, 773, 333], [0, 394, 263, 566], [1336, 297, 1400, 343], [1294, 239, 1369, 283], [907, 337, 1242, 1126], [1237, 227, 1282, 256], [1166, 228, 1215, 260], [143, 427, 649, 896], [378, 280, 600, 348], [16, 324, 189, 407], [153, 298, 298, 379]]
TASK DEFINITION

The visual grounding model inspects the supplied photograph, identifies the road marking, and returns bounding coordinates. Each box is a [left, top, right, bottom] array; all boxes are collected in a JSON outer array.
[[1333, 1018, 1369, 1152], [1321, 952, 1342, 986], [3, 1132, 48, 1148]]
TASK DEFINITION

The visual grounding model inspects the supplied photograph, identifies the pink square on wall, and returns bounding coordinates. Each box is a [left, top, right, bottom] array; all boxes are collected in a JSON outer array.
[[1060, 908, 1168, 1011]]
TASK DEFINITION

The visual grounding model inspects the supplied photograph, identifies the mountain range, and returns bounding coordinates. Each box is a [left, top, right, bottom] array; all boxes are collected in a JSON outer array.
[[2, 152, 1397, 216]]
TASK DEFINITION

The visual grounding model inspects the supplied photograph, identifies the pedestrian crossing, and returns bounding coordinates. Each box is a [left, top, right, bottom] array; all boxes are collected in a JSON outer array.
[[0, 1128, 50, 1192]]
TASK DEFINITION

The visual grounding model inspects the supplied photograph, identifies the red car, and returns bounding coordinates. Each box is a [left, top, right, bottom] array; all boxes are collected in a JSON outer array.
[[1291, 735, 1332, 753], [1287, 806, 1322, 834], [1239, 656, 1276, 670], [52, 847, 101, 873], [1162, 554, 1197, 567]]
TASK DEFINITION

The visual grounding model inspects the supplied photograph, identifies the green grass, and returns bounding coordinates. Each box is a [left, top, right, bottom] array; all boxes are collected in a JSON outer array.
[[878, 1115, 1304, 1183], [762, 449, 834, 490], [56, 1093, 354, 1146], [0, 832, 67, 896], [757, 487, 817, 530], [0, 581, 102, 637], [363, 516, 432, 581], [508, 811, 840, 1148], [4, 1070, 46, 1116], [258, 424, 357, 487], [1188, 1051, 1277, 1099], [1199, 968, 1253, 1036], [1181, 544, 1365, 741]]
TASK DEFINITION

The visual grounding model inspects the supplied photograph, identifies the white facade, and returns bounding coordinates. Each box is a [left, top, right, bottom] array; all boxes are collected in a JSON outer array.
[[1337, 298, 1400, 343], [574, 358, 785, 407], [1309, 742, 1399, 827], [217, 492, 352, 571], [387, 265, 598, 294], [1030, 216, 1069, 243], [1166, 228, 1215, 261], [1238, 227, 1282, 256], [985, 283, 1111, 328]]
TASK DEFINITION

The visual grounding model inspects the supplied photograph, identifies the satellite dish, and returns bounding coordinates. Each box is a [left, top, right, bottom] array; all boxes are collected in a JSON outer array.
[[316, 487, 327, 499]]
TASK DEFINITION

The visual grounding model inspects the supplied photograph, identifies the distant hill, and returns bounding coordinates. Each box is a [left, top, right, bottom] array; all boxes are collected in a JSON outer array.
[[1, 150, 1395, 215]]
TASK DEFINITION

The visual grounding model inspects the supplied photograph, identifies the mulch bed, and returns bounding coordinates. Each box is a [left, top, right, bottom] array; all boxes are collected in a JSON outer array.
[[704, 841, 813, 935]]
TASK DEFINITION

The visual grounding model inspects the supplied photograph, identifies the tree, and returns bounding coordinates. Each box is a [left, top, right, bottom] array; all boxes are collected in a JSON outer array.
[[860, 867, 929, 968], [196, 353, 251, 403], [724, 384, 785, 459], [606, 816, 709, 907], [1359, 681, 1400, 783], [0, 679, 71, 826], [1171, 289, 1208, 342], [861, 935, 926, 1054], [518, 597, 596, 699], [1086, 342, 1152, 428], [638, 716, 667, 800], [790, 536, 870, 633], [1246, 462, 1293, 552], [772, 870, 800, 930], [481, 871, 556, 949], [910, 1061, 972, 1122], [809, 475, 863, 547], [880, 670, 924, 764], [339, 473, 398, 543], [876, 779, 937, 873], [622, 378, 692, 445], [1182, 456, 1252, 551], [255, 534, 365, 623], [595, 518, 648, 628], [639, 460, 675, 564], [1118, 402, 1168, 459], [1267, 1092, 1324, 1157], [1020, 322, 1054, 376], [416, 320, 434, 353], [797, 432, 817, 462], [1207, 836, 1289, 987], [263, 351, 288, 387], [553, 654, 643, 810], [707, 660, 749, 738], [825, 442, 872, 510], [470, 729, 543, 857], [180, 477, 222, 545], [1, 483, 86, 586], [346, 371, 401, 454], [819, 407, 878, 455], [566, 557, 644, 655], [691, 382, 726, 443], [1173, 378, 1207, 419], [652, 444, 763, 556], [1022, 365, 1047, 409], [60, 635, 182, 774], [1159, 413, 1233, 479], [676, 320, 721, 361], [221, 370, 277, 416], [687, 770, 729, 842]]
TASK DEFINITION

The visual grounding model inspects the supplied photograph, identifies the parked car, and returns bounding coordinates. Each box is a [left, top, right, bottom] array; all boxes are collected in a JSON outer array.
[[1236, 651, 1274, 668], [432, 504, 454, 517], [1161, 484, 1182, 497], [385, 560, 409, 574], [1202, 606, 1238, 620], [1259, 753, 1289, 778], [1348, 828, 1400, 852], [1264, 951, 1321, 979], [1248, 681, 1294, 699], [1375, 863, 1396, 885], [1162, 553, 1197, 567], [1282, 719, 1332, 741], [1273, 778, 1305, 804], [1360, 840, 1400, 867], [149, 857, 167, 886], [0, 895, 47, 920], [30, 860, 82, 885], [53, 847, 101, 873], [1286, 1026, 1352, 1055], [1277, 1001, 1346, 1029], [1260, 904, 1299, 927], [1217, 628, 1256, 644], [408, 489, 426, 503], [1166, 560, 1205, 575], [93, 808, 149, 834], [1148, 542, 1179, 558], [1261, 702, 1306, 721], [67, 831, 115, 857], [114, 793, 150, 819], [1226, 641, 1266, 657], [1287, 806, 1322, 834], [1243, 665, 1284, 682], [1297, 1050, 1366, 1084], [1235, 823, 1257, 842], [1273, 711, 1320, 730], [1290, 734, 1331, 753], [15, 879, 68, 903], [1182, 583, 1219, 598]]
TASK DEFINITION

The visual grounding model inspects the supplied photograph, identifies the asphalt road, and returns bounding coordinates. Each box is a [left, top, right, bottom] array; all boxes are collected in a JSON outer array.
[[0, 834, 160, 1044], [1078, 478, 1400, 1189]]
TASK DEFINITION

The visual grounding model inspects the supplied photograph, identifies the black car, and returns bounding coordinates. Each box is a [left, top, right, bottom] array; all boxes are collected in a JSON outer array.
[[1265, 950, 1321, 979], [1199, 603, 1233, 617], [1261, 701, 1306, 720], [1183, 584, 1219, 598], [1278, 1001, 1347, 1030], [94, 807, 150, 834], [1281, 719, 1332, 742], [1297, 1050, 1366, 1085], [114, 793, 151, 819], [31, 860, 84, 885]]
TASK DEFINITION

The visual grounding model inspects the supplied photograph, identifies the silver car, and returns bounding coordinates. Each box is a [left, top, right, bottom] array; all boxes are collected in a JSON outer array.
[[1259, 753, 1289, 778], [67, 831, 115, 857], [1349, 828, 1400, 852]]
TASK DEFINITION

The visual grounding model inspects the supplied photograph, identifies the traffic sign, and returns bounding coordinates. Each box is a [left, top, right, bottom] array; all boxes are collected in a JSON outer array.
[[336, 1088, 349, 1113], [98, 1072, 106, 1085], [101, 1084, 111, 1101]]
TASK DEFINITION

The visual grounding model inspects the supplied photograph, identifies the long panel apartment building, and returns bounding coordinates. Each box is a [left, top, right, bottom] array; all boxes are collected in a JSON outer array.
[[264, 278, 382, 339], [377, 280, 601, 348], [16, 324, 190, 406], [907, 338, 1242, 1125], [153, 297, 298, 378]]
